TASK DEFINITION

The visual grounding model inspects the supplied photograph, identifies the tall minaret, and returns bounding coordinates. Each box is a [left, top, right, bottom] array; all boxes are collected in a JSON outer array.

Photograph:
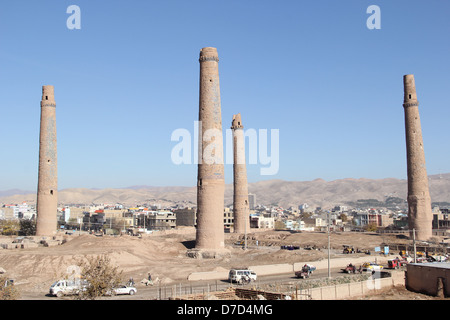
[[36, 85, 58, 236], [231, 113, 250, 234], [403, 74, 432, 241], [195, 47, 225, 250]]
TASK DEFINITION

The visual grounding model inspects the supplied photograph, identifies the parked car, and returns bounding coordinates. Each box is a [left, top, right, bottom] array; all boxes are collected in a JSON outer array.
[[228, 268, 257, 284], [49, 279, 88, 297], [111, 285, 137, 296], [361, 262, 383, 272]]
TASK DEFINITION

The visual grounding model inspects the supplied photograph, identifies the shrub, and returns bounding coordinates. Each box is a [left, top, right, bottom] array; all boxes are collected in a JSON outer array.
[[75, 255, 123, 300], [0, 276, 20, 300]]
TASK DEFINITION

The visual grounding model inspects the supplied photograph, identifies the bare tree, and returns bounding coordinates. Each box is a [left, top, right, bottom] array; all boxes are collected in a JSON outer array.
[[0, 276, 20, 300], [75, 255, 123, 300]]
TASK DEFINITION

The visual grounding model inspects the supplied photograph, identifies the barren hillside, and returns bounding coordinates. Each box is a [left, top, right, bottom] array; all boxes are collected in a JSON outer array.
[[1, 174, 450, 209]]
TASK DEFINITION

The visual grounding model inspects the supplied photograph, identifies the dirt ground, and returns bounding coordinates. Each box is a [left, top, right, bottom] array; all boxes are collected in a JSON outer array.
[[0, 228, 446, 300], [348, 285, 448, 300]]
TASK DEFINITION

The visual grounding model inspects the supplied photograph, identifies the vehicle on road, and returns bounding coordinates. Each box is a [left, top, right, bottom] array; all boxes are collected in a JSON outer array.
[[295, 270, 310, 279], [109, 285, 137, 296], [49, 279, 88, 297], [295, 264, 316, 279], [228, 268, 257, 284], [387, 258, 407, 269], [361, 262, 383, 272], [341, 263, 357, 274]]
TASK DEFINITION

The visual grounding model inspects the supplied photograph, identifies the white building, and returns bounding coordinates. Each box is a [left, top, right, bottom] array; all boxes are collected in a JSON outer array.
[[13, 202, 33, 219], [62, 207, 71, 223], [250, 214, 274, 229]]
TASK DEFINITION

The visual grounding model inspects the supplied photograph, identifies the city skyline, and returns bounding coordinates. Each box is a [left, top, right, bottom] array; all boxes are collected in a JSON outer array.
[[1, 1, 449, 191]]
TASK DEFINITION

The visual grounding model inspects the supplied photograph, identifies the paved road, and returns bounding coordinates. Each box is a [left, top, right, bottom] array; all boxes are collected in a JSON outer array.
[[20, 265, 395, 300]]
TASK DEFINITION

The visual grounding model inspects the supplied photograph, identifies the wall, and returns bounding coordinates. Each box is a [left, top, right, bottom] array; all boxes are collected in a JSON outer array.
[[405, 263, 450, 296], [301, 271, 405, 300]]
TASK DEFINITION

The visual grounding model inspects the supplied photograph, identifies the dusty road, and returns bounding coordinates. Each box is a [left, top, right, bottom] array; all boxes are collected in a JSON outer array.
[[20, 266, 376, 300], [0, 228, 443, 300]]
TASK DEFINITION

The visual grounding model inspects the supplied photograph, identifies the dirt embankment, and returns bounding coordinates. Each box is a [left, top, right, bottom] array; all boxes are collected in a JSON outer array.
[[0, 229, 429, 297]]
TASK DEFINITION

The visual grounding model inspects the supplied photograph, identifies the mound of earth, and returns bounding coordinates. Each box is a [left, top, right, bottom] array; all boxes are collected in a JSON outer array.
[[0, 229, 417, 296]]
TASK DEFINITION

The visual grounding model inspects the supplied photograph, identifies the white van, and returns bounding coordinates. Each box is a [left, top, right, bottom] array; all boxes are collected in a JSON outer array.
[[49, 279, 88, 297], [228, 269, 257, 283]]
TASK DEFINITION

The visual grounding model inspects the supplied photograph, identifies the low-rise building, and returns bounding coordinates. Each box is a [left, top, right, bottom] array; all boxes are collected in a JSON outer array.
[[352, 210, 393, 228], [250, 215, 274, 229], [174, 208, 196, 227], [147, 211, 176, 231], [433, 208, 450, 230], [224, 208, 234, 230], [406, 262, 450, 297]]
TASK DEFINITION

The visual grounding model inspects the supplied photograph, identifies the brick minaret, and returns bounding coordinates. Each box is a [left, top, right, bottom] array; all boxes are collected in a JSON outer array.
[[195, 47, 225, 250], [36, 85, 58, 236], [231, 113, 250, 234], [403, 74, 432, 240]]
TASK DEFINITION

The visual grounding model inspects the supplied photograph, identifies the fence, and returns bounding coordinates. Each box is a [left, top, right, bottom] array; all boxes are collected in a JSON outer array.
[[301, 271, 404, 300], [158, 270, 405, 300]]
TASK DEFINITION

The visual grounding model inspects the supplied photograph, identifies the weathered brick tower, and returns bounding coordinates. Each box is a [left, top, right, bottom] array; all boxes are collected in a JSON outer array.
[[403, 74, 432, 241], [231, 113, 250, 234], [36, 85, 58, 236], [195, 47, 225, 250]]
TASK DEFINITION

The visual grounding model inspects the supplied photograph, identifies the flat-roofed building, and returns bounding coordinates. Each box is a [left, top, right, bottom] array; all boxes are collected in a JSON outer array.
[[147, 211, 176, 231], [174, 208, 196, 227], [405, 262, 450, 297]]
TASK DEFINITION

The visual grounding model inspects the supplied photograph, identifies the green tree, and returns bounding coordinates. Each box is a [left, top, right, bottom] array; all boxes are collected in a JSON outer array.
[[19, 219, 36, 236], [0, 220, 20, 236], [364, 223, 378, 232]]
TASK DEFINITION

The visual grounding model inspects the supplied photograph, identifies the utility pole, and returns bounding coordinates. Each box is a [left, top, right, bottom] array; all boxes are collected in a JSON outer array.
[[244, 209, 247, 250], [328, 212, 331, 279], [413, 228, 417, 263]]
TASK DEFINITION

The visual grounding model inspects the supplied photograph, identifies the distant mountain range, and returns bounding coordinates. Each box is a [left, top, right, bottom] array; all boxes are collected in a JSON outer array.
[[1, 173, 450, 209]]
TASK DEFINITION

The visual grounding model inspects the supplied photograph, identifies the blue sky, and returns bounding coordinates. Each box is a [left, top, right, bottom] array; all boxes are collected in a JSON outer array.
[[0, 0, 449, 191]]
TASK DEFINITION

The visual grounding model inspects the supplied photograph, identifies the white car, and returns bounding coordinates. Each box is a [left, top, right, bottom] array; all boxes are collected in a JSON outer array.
[[112, 285, 137, 295]]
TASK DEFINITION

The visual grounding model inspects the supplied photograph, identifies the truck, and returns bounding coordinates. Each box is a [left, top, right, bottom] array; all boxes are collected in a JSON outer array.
[[387, 257, 407, 269], [49, 279, 89, 297], [228, 268, 257, 284]]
